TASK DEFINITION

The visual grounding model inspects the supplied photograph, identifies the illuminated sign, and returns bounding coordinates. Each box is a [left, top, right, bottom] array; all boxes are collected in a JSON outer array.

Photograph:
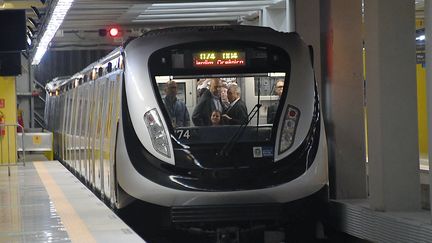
[[193, 51, 245, 67]]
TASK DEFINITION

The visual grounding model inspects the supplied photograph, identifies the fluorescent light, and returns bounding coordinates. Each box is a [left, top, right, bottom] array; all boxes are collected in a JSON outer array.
[[132, 17, 238, 23], [416, 35, 425, 41], [268, 72, 286, 77], [144, 7, 264, 14], [32, 0, 74, 65], [27, 35, 32, 46], [137, 11, 255, 19], [150, 1, 278, 9]]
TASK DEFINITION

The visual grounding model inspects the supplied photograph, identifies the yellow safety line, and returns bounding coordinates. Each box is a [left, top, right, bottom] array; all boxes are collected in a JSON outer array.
[[33, 162, 97, 243]]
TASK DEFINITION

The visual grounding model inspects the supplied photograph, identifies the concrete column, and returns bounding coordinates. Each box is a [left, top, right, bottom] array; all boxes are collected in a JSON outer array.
[[320, 0, 367, 199], [365, 0, 420, 211], [425, 0, 432, 215]]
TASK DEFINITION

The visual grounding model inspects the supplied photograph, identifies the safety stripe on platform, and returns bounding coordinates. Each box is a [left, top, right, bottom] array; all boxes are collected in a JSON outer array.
[[34, 162, 97, 243]]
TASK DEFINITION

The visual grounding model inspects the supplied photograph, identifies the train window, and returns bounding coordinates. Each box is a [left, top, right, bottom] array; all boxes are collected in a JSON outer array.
[[154, 73, 285, 144], [107, 62, 112, 73], [91, 69, 96, 80]]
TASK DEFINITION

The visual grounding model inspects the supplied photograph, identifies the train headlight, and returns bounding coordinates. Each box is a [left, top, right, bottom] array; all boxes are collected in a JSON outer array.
[[279, 105, 300, 154], [144, 109, 171, 158]]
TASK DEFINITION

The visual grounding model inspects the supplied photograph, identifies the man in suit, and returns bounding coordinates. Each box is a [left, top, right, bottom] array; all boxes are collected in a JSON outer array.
[[222, 85, 248, 125], [267, 79, 284, 124], [192, 78, 224, 126]]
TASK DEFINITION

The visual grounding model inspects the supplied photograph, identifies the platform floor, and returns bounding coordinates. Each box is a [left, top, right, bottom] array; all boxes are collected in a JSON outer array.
[[0, 161, 145, 243]]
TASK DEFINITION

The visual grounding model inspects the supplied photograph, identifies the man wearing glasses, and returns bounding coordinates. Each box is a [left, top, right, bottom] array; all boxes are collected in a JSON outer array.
[[267, 79, 284, 124]]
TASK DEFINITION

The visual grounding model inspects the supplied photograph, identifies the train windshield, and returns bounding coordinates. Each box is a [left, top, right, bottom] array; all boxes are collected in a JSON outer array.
[[155, 73, 286, 144]]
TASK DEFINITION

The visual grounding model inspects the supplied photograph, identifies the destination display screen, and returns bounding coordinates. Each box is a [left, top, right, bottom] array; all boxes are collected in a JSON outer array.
[[193, 50, 246, 68]]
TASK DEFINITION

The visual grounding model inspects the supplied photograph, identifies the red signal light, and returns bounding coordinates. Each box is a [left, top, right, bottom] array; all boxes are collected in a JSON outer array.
[[108, 27, 120, 37]]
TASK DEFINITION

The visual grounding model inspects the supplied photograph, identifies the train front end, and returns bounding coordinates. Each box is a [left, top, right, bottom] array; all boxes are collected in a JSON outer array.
[[116, 26, 328, 224]]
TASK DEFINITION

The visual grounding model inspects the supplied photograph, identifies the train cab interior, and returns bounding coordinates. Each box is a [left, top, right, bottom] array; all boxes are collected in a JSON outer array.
[[154, 74, 287, 168], [155, 74, 285, 128]]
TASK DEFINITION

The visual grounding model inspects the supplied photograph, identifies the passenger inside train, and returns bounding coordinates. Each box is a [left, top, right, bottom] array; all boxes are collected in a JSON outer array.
[[210, 110, 223, 126], [155, 74, 286, 147], [192, 78, 224, 126], [267, 79, 284, 124], [221, 84, 248, 125], [162, 80, 190, 128]]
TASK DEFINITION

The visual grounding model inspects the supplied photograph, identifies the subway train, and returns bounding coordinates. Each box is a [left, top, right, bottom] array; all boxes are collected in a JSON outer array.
[[44, 25, 328, 229]]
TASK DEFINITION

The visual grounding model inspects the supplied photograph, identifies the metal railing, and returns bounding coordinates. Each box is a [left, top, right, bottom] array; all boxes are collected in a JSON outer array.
[[33, 79, 45, 90], [0, 124, 26, 176], [34, 111, 46, 128]]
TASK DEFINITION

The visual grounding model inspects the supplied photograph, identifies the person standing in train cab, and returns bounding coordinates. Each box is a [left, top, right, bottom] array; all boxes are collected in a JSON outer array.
[[192, 78, 224, 126], [163, 80, 190, 127], [220, 82, 230, 110], [267, 79, 284, 124], [222, 85, 248, 125]]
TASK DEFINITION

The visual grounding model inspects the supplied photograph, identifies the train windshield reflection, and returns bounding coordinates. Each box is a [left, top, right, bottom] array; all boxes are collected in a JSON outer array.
[[155, 73, 286, 144]]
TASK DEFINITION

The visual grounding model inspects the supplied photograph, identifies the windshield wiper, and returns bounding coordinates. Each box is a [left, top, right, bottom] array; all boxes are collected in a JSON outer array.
[[217, 103, 262, 158]]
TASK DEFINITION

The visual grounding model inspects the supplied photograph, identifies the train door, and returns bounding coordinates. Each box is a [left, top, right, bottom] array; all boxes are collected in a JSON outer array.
[[98, 77, 110, 198], [76, 84, 84, 175], [108, 72, 122, 204], [60, 92, 67, 160], [65, 90, 72, 165], [71, 82, 80, 171], [84, 80, 93, 183]]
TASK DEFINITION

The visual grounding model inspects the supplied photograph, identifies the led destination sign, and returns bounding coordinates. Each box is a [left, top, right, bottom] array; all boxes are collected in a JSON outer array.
[[193, 51, 246, 67]]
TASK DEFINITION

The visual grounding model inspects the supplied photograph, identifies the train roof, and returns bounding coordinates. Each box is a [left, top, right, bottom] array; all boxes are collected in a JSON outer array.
[[46, 25, 300, 93], [45, 47, 123, 92]]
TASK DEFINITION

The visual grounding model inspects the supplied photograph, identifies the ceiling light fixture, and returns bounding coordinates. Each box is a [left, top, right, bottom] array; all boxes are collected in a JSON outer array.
[[32, 0, 74, 65], [416, 35, 425, 41]]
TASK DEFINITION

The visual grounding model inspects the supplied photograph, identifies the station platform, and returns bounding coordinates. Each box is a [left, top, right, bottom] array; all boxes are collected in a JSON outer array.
[[0, 161, 145, 243]]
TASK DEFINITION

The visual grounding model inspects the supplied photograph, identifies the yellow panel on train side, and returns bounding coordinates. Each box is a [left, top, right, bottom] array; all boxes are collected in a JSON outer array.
[[417, 64, 428, 157], [0, 76, 17, 164], [416, 19, 428, 160]]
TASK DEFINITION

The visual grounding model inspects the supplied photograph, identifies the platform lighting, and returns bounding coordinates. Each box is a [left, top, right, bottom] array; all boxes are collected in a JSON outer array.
[[416, 35, 425, 41], [32, 0, 74, 65], [27, 35, 32, 46]]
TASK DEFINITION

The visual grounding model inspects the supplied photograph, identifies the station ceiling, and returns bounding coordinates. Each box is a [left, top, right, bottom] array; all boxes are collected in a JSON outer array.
[[3, 0, 285, 51], [0, 0, 427, 51]]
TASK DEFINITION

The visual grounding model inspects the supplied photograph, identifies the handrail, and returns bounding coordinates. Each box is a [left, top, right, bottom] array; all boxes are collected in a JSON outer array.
[[33, 79, 45, 89], [34, 110, 44, 120], [32, 79, 47, 129], [37, 95, 46, 103], [0, 123, 26, 176], [34, 113, 46, 129], [34, 118, 45, 128]]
